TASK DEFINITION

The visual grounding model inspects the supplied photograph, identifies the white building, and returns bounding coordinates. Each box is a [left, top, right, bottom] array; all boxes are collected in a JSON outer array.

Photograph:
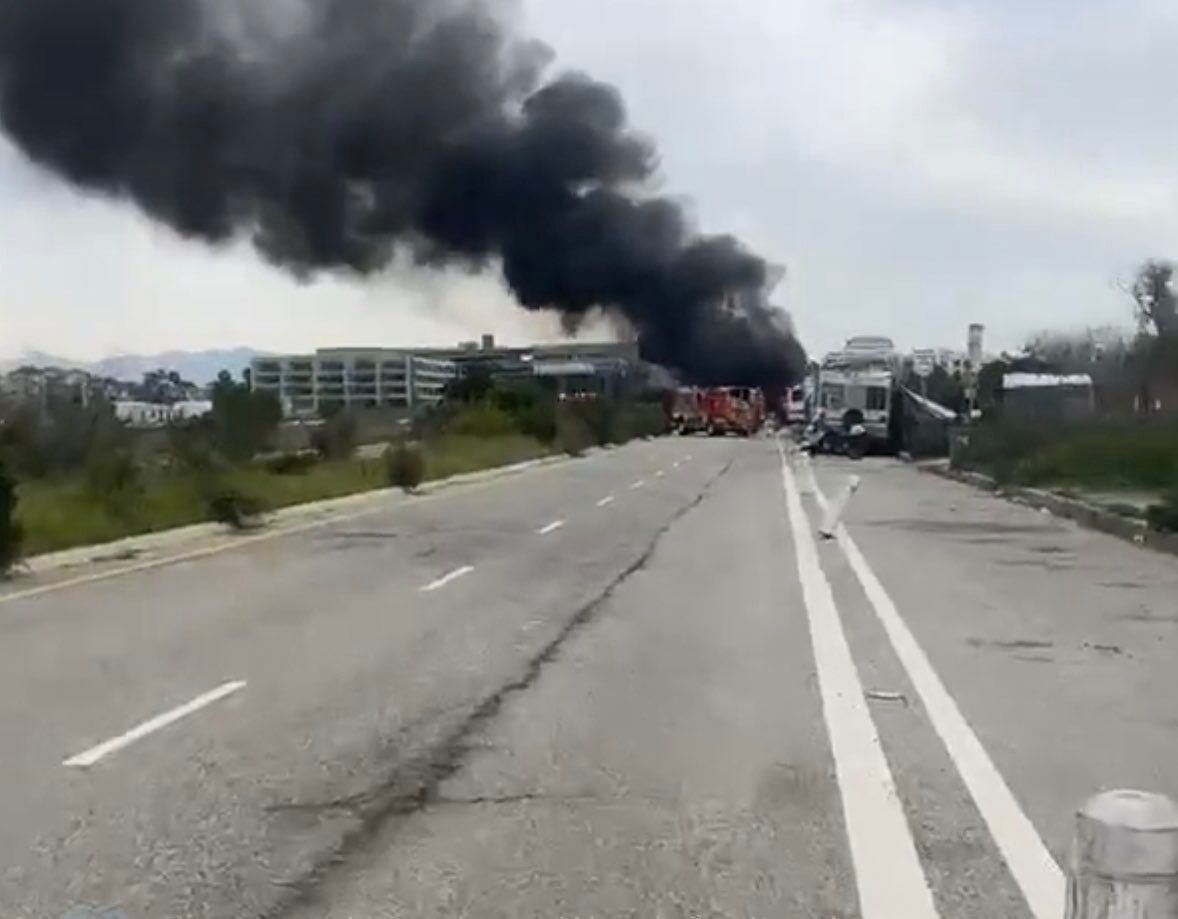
[[115, 400, 213, 428], [250, 349, 458, 417]]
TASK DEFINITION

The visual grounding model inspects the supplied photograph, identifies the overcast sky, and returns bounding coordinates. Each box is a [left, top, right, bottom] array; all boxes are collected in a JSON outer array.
[[2, 0, 1176, 362]]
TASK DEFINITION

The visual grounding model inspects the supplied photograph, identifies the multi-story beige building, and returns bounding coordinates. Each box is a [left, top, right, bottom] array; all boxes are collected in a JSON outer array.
[[250, 349, 458, 417], [251, 337, 647, 418]]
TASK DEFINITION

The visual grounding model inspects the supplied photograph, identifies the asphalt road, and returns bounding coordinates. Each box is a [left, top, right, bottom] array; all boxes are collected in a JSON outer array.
[[2, 436, 1176, 918]]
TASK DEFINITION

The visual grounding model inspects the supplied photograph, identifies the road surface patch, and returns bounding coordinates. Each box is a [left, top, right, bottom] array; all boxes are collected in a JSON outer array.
[[778, 447, 939, 919], [421, 566, 475, 593], [63, 681, 246, 768], [537, 520, 565, 536], [804, 456, 1064, 919]]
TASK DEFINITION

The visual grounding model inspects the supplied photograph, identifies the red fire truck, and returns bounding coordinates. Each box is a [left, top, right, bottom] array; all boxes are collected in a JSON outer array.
[[700, 387, 765, 437]]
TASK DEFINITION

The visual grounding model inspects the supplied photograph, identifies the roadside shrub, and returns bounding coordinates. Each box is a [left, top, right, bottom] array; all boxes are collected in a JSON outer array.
[[611, 402, 668, 442], [264, 451, 320, 475], [206, 484, 266, 530], [1147, 490, 1178, 532], [493, 382, 558, 443], [311, 412, 358, 460], [165, 420, 219, 475], [956, 419, 1178, 489], [386, 442, 426, 492], [562, 400, 615, 447], [555, 412, 596, 457], [446, 404, 520, 438], [210, 372, 282, 462], [1, 399, 134, 480], [0, 458, 23, 575], [953, 420, 1053, 483], [84, 449, 143, 519]]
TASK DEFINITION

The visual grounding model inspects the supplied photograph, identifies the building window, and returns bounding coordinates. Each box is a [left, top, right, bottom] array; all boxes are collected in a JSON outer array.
[[822, 384, 845, 410], [866, 387, 889, 411]]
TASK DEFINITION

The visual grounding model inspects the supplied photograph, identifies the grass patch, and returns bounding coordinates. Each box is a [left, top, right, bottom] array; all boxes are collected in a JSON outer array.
[[16, 474, 207, 556], [957, 419, 1178, 491], [15, 438, 553, 556], [421, 434, 552, 481]]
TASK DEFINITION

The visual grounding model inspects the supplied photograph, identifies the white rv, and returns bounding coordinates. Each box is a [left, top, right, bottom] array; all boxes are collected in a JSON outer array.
[[815, 336, 900, 447]]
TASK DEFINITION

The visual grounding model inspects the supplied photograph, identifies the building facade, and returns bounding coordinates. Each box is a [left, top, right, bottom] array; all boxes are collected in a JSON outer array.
[[250, 349, 458, 417], [252, 338, 649, 417]]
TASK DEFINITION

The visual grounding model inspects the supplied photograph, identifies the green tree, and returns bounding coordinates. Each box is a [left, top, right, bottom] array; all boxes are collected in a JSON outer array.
[[975, 360, 1007, 414], [924, 366, 966, 413], [444, 366, 495, 404], [1131, 260, 1177, 337], [136, 368, 197, 404], [0, 394, 126, 479], [210, 371, 281, 462], [0, 457, 22, 574]]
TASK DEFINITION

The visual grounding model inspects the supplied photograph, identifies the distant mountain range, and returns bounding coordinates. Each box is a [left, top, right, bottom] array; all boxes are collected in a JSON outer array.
[[0, 348, 265, 384]]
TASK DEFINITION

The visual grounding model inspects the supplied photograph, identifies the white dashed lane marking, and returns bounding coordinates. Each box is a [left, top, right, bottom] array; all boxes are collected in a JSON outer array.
[[421, 565, 475, 593], [64, 681, 247, 768]]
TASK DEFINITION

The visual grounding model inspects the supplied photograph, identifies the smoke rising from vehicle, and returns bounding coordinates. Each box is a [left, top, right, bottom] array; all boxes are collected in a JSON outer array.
[[0, 0, 806, 386]]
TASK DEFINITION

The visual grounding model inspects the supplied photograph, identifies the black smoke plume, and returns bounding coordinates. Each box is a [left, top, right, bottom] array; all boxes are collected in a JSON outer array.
[[0, 0, 806, 387]]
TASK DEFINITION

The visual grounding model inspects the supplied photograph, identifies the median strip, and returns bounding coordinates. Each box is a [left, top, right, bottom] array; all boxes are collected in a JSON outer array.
[[421, 565, 475, 593], [63, 680, 247, 768]]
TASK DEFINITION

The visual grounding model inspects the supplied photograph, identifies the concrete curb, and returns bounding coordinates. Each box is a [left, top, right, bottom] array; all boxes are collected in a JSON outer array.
[[920, 461, 1178, 558], [22, 450, 583, 577]]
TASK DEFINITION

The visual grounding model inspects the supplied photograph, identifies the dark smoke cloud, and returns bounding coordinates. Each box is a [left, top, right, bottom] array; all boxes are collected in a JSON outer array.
[[0, 0, 806, 387]]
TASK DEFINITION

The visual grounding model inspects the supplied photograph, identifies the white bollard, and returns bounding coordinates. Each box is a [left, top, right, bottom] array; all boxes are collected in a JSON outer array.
[[819, 474, 861, 539], [1066, 790, 1178, 919]]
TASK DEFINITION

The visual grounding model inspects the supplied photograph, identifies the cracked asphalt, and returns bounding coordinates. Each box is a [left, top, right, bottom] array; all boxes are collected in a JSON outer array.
[[3, 436, 1178, 918]]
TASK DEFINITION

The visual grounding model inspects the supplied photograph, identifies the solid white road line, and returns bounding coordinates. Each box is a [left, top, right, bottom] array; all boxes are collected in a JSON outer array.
[[596, 496, 616, 508], [63, 681, 247, 768], [804, 458, 1064, 919], [537, 520, 565, 536], [630, 480, 646, 490], [421, 565, 475, 593], [778, 448, 939, 919]]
